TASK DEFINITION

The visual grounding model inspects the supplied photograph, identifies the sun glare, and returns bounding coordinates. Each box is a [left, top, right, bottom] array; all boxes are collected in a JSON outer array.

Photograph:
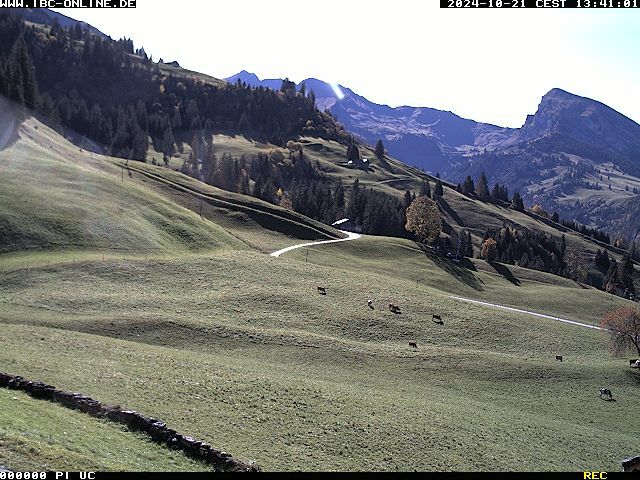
[[331, 83, 345, 100]]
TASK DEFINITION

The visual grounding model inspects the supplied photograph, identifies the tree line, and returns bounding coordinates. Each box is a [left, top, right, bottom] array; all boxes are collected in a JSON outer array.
[[480, 226, 566, 277]]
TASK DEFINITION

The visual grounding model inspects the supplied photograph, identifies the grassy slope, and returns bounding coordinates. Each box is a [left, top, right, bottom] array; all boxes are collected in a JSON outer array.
[[525, 158, 640, 208], [2, 99, 639, 471], [0, 389, 208, 471], [1, 247, 639, 471], [0, 105, 242, 255], [122, 159, 343, 253], [159, 132, 627, 265], [0, 99, 341, 258], [157, 62, 227, 88]]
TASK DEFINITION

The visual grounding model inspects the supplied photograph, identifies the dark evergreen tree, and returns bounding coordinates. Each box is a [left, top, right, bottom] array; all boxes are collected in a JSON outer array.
[[606, 260, 623, 294], [374, 139, 385, 159], [420, 180, 431, 198], [511, 192, 525, 212], [434, 179, 444, 198], [621, 254, 636, 294], [476, 171, 490, 200], [462, 175, 475, 195], [465, 230, 474, 257], [404, 190, 413, 209], [491, 183, 509, 202], [280, 78, 296, 97], [347, 143, 360, 162]]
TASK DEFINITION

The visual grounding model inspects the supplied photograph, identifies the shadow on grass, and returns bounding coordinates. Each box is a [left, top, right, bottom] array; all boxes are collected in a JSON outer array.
[[418, 244, 484, 291], [488, 262, 521, 287], [437, 198, 465, 228], [625, 369, 640, 386]]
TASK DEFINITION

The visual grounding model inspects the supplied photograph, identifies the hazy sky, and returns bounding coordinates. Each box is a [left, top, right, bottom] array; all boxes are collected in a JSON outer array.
[[53, 1, 640, 128]]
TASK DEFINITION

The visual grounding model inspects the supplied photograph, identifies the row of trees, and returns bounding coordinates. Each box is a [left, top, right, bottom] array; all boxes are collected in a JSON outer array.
[[592, 249, 636, 298], [458, 170, 613, 247], [457, 172, 525, 211], [559, 218, 611, 245], [177, 138, 410, 238], [479, 227, 567, 276]]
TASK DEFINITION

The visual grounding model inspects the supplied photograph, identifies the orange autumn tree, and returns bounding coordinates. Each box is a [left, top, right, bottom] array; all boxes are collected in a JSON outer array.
[[405, 196, 442, 245], [601, 307, 640, 356], [481, 238, 498, 263]]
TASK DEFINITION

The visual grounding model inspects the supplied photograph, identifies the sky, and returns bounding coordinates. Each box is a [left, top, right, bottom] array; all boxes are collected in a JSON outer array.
[[53, 1, 640, 128]]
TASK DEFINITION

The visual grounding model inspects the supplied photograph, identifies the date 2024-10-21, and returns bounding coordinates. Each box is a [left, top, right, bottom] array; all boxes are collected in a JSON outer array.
[[445, 0, 638, 7]]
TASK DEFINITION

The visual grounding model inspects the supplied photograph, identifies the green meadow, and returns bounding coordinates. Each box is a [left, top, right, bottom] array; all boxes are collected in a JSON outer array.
[[1, 106, 638, 471]]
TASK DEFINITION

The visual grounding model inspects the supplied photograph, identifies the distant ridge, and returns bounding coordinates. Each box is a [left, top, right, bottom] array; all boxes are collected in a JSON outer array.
[[5, 8, 108, 38], [226, 71, 640, 235]]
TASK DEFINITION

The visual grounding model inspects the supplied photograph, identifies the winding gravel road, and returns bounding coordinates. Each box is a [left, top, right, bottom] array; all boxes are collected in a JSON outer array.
[[270, 230, 361, 258], [271, 232, 602, 331], [449, 296, 603, 331]]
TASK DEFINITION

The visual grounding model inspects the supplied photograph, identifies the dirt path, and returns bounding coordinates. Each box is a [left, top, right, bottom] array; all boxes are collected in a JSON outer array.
[[374, 176, 413, 185], [270, 231, 361, 258], [449, 295, 603, 331]]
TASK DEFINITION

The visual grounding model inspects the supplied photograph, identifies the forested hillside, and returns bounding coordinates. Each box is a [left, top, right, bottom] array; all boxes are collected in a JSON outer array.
[[0, 10, 637, 301], [0, 11, 349, 162]]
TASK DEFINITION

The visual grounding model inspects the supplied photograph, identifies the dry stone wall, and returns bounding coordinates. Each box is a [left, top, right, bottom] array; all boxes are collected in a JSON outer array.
[[0, 372, 259, 472]]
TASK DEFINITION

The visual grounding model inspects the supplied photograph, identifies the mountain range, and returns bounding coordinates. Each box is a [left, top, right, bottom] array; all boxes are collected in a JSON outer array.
[[3, 6, 640, 237], [227, 71, 640, 236]]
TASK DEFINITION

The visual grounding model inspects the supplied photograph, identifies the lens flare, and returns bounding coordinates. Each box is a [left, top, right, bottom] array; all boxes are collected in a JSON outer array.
[[330, 83, 345, 100]]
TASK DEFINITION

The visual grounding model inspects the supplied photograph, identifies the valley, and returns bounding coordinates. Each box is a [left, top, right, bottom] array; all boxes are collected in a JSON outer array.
[[1, 96, 639, 472], [0, 7, 639, 473], [231, 72, 640, 238]]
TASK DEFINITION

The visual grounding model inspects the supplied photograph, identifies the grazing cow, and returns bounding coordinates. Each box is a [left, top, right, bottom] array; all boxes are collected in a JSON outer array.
[[317, 286, 326, 295], [630, 359, 639, 367], [388, 303, 401, 314], [599, 388, 613, 400], [555, 355, 563, 362], [367, 299, 374, 309], [432, 314, 444, 325], [408, 342, 418, 349]]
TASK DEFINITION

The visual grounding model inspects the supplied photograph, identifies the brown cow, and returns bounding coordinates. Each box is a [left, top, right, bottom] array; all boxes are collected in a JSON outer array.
[[389, 303, 401, 314]]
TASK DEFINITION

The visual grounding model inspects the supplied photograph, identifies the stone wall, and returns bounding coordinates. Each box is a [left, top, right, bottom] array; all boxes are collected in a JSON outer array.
[[0, 372, 259, 472]]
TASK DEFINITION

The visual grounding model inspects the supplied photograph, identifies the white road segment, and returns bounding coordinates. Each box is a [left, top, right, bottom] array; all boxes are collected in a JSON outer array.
[[270, 231, 361, 258], [449, 296, 603, 331]]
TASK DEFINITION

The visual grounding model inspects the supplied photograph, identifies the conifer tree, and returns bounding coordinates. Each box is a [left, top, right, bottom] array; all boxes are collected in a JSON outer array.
[[420, 180, 431, 198], [511, 192, 525, 212], [347, 143, 360, 162], [404, 190, 413, 209], [374, 139, 385, 159], [476, 171, 490, 200], [434, 179, 444, 198], [462, 175, 475, 195]]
